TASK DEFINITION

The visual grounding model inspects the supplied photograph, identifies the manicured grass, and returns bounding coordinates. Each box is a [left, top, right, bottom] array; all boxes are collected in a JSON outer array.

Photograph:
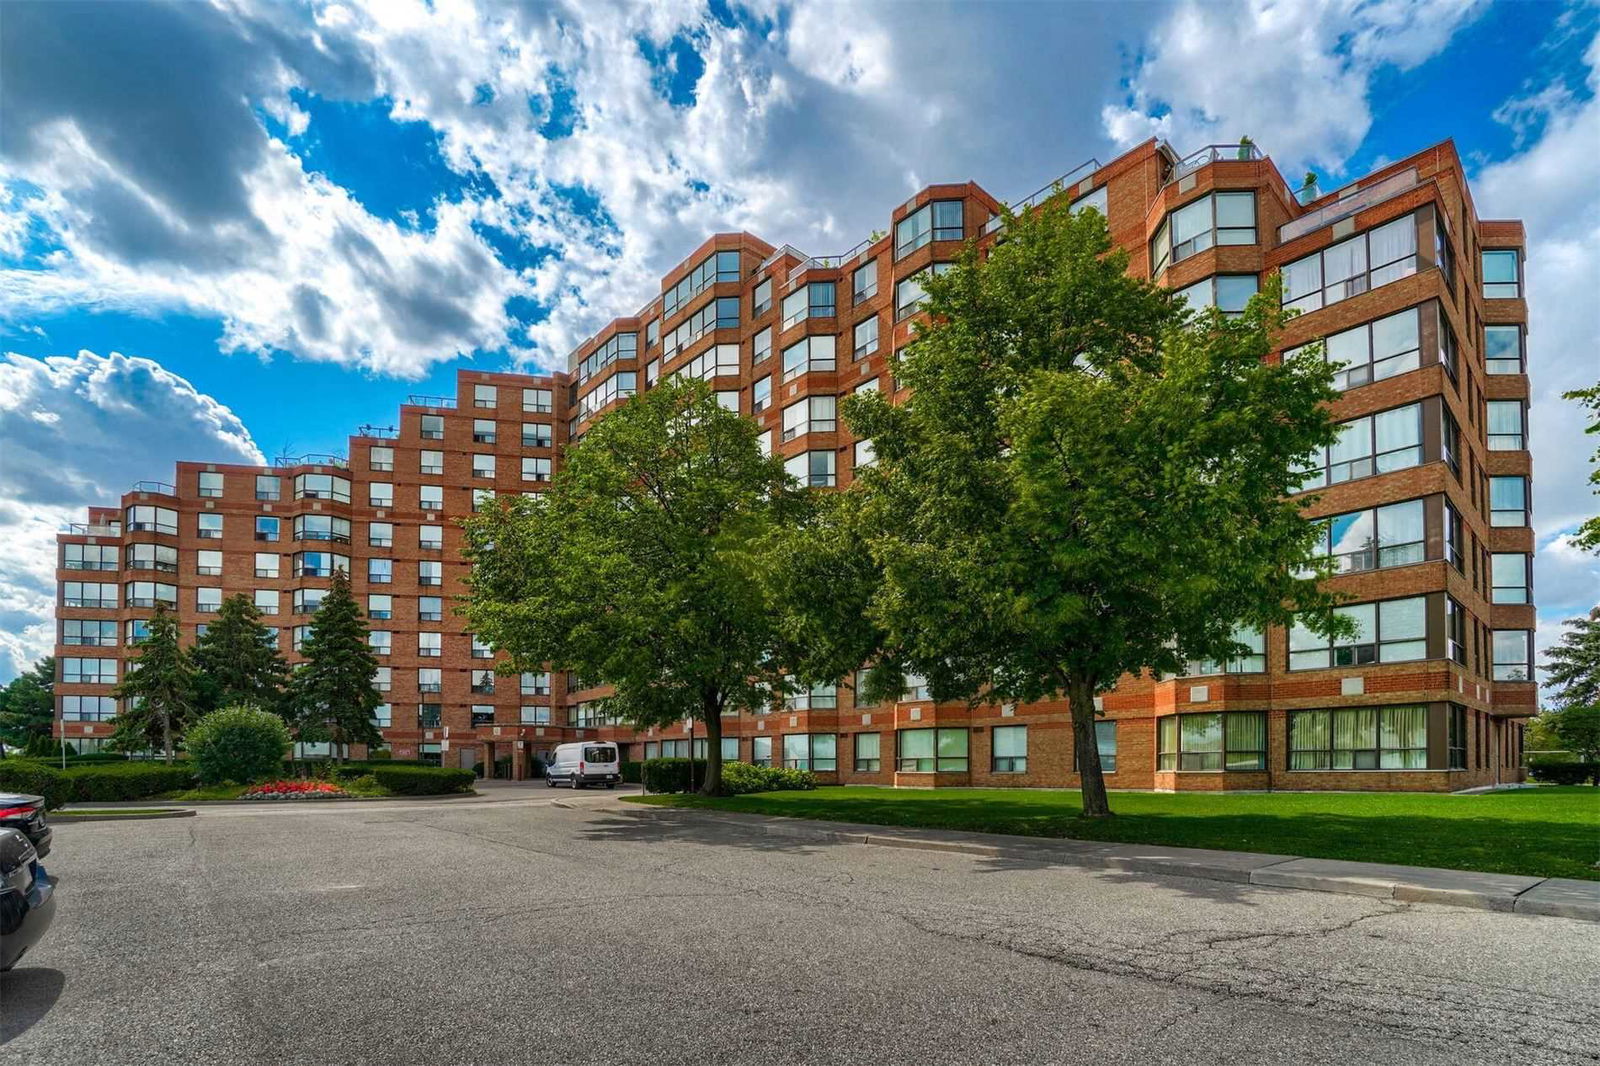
[[628, 786, 1600, 881]]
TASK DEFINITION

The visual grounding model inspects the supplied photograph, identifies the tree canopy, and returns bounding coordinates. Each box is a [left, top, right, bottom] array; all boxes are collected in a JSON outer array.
[[1544, 608, 1600, 712], [288, 568, 383, 760], [0, 657, 55, 753], [192, 593, 290, 717]]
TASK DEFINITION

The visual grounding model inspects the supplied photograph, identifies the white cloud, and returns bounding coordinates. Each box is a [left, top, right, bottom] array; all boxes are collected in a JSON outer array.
[[0, 351, 263, 679], [1102, 0, 1485, 178]]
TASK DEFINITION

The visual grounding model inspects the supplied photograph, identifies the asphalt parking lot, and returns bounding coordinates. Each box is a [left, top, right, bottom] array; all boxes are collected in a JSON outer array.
[[2, 792, 1597, 1065]]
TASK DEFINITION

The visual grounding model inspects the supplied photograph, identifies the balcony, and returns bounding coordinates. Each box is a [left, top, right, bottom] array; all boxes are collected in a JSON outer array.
[[129, 480, 176, 496], [983, 156, 1102, 234], [1279, 168, 1419, 245], [1162, 142, 1264, 188], [274, 453, 349, 469]]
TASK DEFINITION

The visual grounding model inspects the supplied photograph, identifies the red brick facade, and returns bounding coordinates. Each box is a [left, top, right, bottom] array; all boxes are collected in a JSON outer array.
[[53, 138, 1534, 790]]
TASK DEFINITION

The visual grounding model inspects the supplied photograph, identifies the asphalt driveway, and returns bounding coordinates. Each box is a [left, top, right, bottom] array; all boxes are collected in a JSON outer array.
[[2, 793, 1596, 1065]]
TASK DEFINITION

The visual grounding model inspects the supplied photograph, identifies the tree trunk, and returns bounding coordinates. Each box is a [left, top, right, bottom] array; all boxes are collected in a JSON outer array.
[[162, 713, 174, 765], [699, 691, 724, 797], [1067, 677, 1112, 818]]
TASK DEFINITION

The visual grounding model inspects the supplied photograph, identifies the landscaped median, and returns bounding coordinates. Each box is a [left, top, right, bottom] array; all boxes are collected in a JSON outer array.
[[0, 758, 477, 806], [626, 786, 1600, 883]]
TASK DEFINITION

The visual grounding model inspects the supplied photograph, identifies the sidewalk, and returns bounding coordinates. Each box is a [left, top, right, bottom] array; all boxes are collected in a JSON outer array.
[[630, 805, 1600, 922]]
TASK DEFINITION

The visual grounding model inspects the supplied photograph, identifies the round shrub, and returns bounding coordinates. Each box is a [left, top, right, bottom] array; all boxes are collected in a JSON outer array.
[[185, 705, 293, 785]]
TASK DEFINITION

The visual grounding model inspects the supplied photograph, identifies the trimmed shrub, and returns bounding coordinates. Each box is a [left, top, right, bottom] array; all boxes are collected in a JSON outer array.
[[186, 706, 293, 785], [620, 760, 642, 784], [718, 762, 818, 796], [370, 765, 475, 796], [22, 735, 74, 759], [1529, 759, 1598, 786], [365, 749, 393, 761], [55, 763, 197, 803], [0, 761, 68, 809], [641, 758, 706, 794]]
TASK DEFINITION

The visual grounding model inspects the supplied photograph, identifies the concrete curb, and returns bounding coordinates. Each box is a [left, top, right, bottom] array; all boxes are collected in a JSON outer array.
[[51, 809, 197, 822], [626, 804, 1600, 922], [75, 791, 484, 809]]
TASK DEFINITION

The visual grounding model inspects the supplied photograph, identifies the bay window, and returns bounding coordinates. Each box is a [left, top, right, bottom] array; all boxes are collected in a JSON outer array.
[[1318, 498, 1426, 573], [898, 727, 968, 772], [1289, 595, 1427, 669], [1157, 711, 1266, 771], [781, 335, 836, 380], [1289, 706, 1428, 769], [1282, 213, 1420, 312], [1151, 191, 1256, 275], [1296, 402, 1423, 490], [784, 450, 836, 488], [781, 396, 837, 441], [1492, 630, 1532, 681], [1489, 476, 1528, 527]]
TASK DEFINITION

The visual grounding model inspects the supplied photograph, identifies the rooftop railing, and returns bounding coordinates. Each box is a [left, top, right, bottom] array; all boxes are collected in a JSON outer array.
[[1277, 167, 1420, 244], [129, 481, 176, 495], [1162, 142, 1265, 187], [406, 394, 458, 409], [66, 522, 122, 536], [356, 424, 397, 440], [983, 157, 1102, 234], [272, 453, 348, 469]]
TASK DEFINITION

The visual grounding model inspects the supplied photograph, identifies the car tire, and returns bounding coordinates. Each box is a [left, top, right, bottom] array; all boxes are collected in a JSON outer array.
[[545, 776, 555, 788]]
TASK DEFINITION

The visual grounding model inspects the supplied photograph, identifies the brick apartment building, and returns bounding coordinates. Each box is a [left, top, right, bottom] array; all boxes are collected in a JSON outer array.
[[52, 137, 1536, 791]]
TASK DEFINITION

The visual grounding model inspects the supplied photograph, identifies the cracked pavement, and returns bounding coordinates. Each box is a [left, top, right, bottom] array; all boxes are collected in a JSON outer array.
[[2, 795, 1596, 1065]]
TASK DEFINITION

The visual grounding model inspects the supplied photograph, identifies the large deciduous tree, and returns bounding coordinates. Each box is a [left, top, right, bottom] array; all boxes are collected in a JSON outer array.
[[110, 604, 198, 763], [192, 593, 290, 717], [822, 201, 1347, 817], [461, 378, 801, 797], [0, 657, 56, 754], [288, 569, 383, 761]]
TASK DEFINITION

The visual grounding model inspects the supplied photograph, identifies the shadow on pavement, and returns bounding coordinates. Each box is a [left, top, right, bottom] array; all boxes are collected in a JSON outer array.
[[0, 966, 65, 1044], [580, 806, 863, 856]]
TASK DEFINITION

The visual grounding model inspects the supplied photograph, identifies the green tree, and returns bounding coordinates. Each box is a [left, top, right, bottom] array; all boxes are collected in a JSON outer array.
[[185, 704, 293, 785], [817, 201, 1346, 817], [288, 568, 382, 761], [1544, 608, 1600, 711], [110, 604, 199, 763], [0, 657, 55, 754], [461, 378, 802, 797], [192, 593, 290, 716], [1565, 383, 1600, 553]]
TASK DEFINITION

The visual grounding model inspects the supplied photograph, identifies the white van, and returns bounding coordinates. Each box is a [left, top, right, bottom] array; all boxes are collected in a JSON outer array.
[[544, 742, 621, 789]]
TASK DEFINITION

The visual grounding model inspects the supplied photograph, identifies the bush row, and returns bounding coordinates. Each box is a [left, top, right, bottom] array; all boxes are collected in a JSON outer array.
[[0, 761, 198, 808], [620, 761, 643, 784], [1528, 759, 1599, 786], [641, 758, 817, 795], [369, 765, 476, 796]]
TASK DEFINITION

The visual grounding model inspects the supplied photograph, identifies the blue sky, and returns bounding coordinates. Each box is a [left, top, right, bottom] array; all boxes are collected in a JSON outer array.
[[1, 0, 1597, 680]]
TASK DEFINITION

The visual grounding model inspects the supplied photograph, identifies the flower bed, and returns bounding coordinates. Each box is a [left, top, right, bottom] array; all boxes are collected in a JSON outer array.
[[240, 780, 351, 801]]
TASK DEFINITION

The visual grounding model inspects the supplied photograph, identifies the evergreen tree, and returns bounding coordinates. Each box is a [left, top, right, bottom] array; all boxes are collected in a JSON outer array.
[[192, 593, 290, 716], [0, 657, 56, 754], [1544, 608, 1600, 711], [288, 568, 382, 761], [110, 604, 199, 763], [1565, 383, 1600, 553]]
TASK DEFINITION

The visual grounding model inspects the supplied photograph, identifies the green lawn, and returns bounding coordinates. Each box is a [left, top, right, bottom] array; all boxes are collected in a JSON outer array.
[[628, 786, 1600, 881]]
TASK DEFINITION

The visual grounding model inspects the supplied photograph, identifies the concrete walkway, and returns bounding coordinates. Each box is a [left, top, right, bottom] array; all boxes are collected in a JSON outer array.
[[629, 805, 1600, 921]]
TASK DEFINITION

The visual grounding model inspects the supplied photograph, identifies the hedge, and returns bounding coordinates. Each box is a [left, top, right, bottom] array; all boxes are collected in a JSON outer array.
[[641, 759, 817, 795], [620, 760, 642, 784], [641, 758, 706, 794], [0, 761, 197, 807], [0, 761, 68, 808], [1529, 759, 1599, 786], [369, 765, 476, 796]]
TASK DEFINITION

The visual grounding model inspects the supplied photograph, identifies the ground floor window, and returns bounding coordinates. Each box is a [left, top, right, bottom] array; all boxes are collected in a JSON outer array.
[[898, 728, 968, 772], [752, 735, 773, 767], [721, 737, 739, 762], [783, 733, 837, 771], [64, 737, 116, 755], [854, 732, 881, 771], [1157, 712, 1266, 771], [991, 725, 1027, 773], [660, 739, 690, 758], [1288, 705, 1428, 770], [418, 743, 441, 767], [1073, 721, 1118, 773], [644, 742, 659, 759], [1447, 705, 1466, 769]]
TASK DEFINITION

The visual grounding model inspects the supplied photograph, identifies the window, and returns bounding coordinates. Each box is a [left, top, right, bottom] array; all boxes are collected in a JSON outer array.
[[719, 736, 739, 763], [522, 457, 551, 481], [472, 487, 494, 508], [1071, 185, 1109, 217], [1487, 400, 1525, 450], [781, 282, 837, 330], [418, 704, 442, 728], [751, 375, 772, 414], [782, 733, 836, 771], [471, 670, 495, 694], [1444, 499, 1464, 572], [418, 632, 442, 657], [854, 732, 881, 772], [368, 482, 394, 508], [292, 588, 327, 615], [127, 543, 178, 572], [522, 423, 552, 448], [470, 420, 495, 445], [1448, 705, 1467, 769], [293, 473, 351, 503], [467, 455, 493, 480], [757, 429, 773, 457], [471, 636, 493, 659], [420, 485, 444, 511], [369, 446, 393, 471], [419, 560, 443, 586], [1297, 402, 1423, 490], [63, 581, 118, 608], [781, 396, 837, 441], [665, 346, 734, 384], [1481, 249, 1521, 298], [1176, 274, 1258, 317], [1493, 630, 1532, 681], [1091, 721, 1118, 773], [894, 262, 951, 320], [1282, 213, 1419, 312], [662, 298, 739, 355], [418, 669, 442, 694], [896, 200, 963, 258], [1491, 553, 1531, 604], [419, 449, 444, 475], [255, 474, 280, 501], [420, 414, 445, 440], [898, 727, 967, 772], [466, 705, 492, 728], [123, 581, 175, 608], [1490, 476, 1528, 527], [663, 250, 741, 316], [783, 679, 838, 710], [124, 618, 150, 643], [1289, 596, 1428, 669], [714, 390, 739, 413], [853, 315, 879, 358], [293, 514, 350, 544], [991, 725, 1027, 773], [419, 525, 443, 550], [291, 626, 312, 652], [473, 383, 497, 408], [784, 450, 836, 488], [198, 471, 224, 498], [520, 672, 551, 696], [368, 703, 391, 729], [854, 439, 876, 468], [195, 550, 223, 577], [577, 332, 639, 384], [1289, 706, 1429, 769], [781, 335, 836, 381], [126, 505, 178, 535], [520, 706, 552, 725], [1157, 711, 1266, 771], [62, 543, 118, 571], [61, 695, 117, 722], [752, 277, 772, 317], [645, 358, 659, 385], [366, 557, 392, 584], [1484, 325, 1524, 375], [1151, 192, 1256, 274], [250, 552, 277, 579], [752, 327, 772, 365], [418, 596, 443, 622], [368, 631, 392, 656], [62, 619, 117, 647], [1292, 305, 1423, 391], [1444, 595, 1467, 665], [293, 550, 348, 578], [751, 736, 773, 767], [1318, 498, 1426, 574], [853, 260, 877, 303], [61, 657, 117, 684], [1182, 624, 1266, 675], [197, 513, 223, 540], [243, 589, 276, 616], [902, 672, 930, 701], [367, 522, 393, 548], [523, 388, 552, 413]]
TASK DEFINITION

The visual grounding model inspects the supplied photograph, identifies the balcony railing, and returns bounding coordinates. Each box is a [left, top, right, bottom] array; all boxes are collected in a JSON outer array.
[[1277, 167, 1419, 244], [407, 394, 458, 409], [129, 481, 176, 496], [983, 157, 1102, 235], [1162, 142, 1264, 187], [273, 453, 348, 469], [66, 523, 122, 537]]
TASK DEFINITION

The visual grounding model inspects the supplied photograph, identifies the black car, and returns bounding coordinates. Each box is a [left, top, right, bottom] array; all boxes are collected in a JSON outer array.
[[0, 793, 50, 859], [0, 827, 57, 972]]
